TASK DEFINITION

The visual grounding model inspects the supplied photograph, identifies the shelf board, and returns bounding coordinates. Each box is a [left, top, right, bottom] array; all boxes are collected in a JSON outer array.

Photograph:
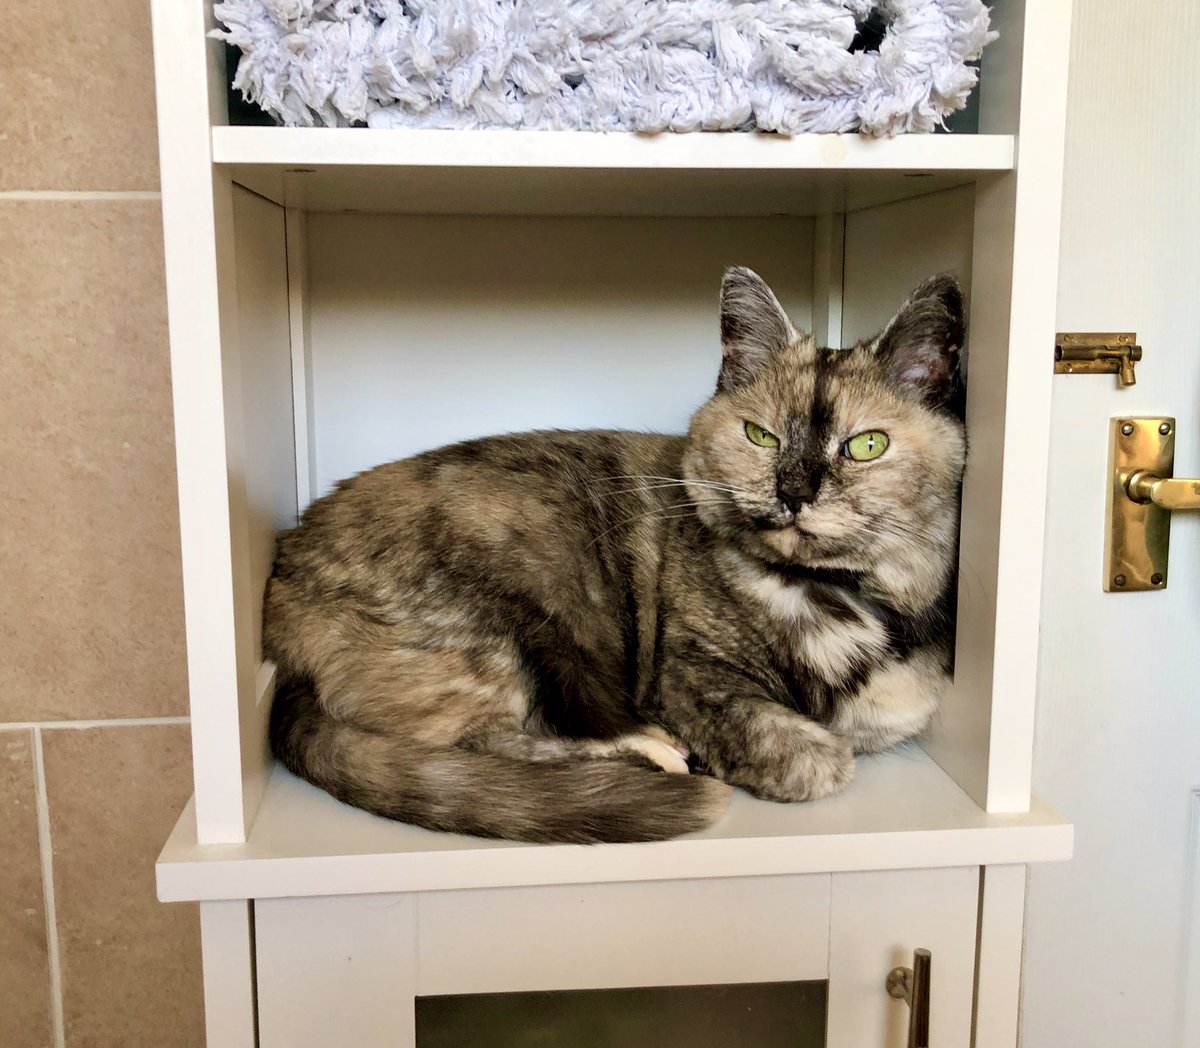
[[212, 127, 1015, 171], [211, 127, 1014, 217], [157, 745, 1071, 903]]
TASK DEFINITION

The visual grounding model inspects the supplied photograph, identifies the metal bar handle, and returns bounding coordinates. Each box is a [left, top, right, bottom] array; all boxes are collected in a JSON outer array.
[[886, 947, 931, 1048], [1127, 470, 1200, 511]]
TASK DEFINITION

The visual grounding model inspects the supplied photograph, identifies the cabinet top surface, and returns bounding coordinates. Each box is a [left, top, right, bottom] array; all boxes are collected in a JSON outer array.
[[157, 745, 1070, 902]]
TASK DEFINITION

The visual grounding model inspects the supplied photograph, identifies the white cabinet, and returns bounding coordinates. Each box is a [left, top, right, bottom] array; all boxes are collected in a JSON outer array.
[[149, 2, 1074, 1044]]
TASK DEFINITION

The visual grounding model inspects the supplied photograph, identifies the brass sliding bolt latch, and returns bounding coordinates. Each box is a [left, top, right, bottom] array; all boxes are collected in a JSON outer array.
[[1055, 333, 1142, 386]]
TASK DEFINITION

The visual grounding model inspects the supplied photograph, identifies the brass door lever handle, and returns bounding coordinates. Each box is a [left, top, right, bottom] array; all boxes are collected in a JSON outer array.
[[1107, 417, 1193, 591], [1126, 470, 1200, 511]]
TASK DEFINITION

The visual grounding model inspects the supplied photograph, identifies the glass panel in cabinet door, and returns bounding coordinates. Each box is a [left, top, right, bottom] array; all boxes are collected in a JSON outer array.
[[416, 980, 827, 1048]]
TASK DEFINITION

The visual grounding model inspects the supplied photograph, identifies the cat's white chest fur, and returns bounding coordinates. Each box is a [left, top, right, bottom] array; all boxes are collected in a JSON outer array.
[[725, 552, 889, 683]]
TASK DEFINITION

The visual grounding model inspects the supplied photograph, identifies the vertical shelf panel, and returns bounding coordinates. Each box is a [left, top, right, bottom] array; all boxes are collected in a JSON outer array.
[[923, 0, 1074, 812], [228, 186, 298, 823], [151, 0, 248, 844]]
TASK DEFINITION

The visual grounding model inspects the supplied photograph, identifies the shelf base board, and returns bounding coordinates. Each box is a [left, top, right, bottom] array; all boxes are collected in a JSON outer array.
[[157, 744, 1071, 902]]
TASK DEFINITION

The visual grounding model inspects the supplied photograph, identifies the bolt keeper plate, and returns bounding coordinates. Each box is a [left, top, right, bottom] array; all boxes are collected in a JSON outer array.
[[1105, 417, 1174, 592]]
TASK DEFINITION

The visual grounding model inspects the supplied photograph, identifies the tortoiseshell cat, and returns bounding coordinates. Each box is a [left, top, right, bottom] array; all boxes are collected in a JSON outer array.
[[264, 268, 966, 843]]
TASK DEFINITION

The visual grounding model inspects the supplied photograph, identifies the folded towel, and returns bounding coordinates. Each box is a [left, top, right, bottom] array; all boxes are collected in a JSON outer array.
[[213, 0, 995, 136]]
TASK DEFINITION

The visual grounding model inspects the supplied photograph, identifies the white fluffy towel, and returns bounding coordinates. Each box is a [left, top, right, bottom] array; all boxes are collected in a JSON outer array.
[[212, 0, 996, 135]]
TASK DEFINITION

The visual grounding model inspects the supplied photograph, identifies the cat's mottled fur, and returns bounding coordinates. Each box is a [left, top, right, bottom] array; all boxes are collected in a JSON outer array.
[[264, 268, 967, 843]]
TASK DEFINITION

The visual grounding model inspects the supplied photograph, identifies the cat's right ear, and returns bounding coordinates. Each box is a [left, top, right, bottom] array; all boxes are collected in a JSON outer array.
[[872, 274, 965, 411], [718, 267, 795, 392]]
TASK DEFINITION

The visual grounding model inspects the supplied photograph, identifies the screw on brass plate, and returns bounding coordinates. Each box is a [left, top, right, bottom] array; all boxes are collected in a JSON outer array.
[[1159, 423, 1172, 436], [1121, 423, 1135, 436], [1151, 573, 1164, 585], [1114, 574, 1127, 587]]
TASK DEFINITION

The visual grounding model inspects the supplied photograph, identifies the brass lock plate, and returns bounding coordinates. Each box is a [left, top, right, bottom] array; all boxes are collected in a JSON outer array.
[[1106, 417, 1174, 591]]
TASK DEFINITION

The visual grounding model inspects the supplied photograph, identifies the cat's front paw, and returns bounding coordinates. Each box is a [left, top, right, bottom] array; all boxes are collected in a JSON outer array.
[[787, 731, 855, 801], [615, 728, 691, 774], [730, 712, 855, 802]]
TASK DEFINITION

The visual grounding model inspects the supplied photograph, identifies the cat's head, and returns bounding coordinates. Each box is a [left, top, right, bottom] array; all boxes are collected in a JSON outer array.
[[684, 267, 967, 613]]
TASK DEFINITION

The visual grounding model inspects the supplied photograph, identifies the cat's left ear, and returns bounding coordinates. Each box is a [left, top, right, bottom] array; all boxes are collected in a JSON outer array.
[[718, 267, 796, 392], [873, 274, 965, 410]]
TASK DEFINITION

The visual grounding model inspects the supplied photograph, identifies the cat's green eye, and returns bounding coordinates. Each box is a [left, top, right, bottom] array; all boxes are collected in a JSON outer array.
[[745, 421, 780, 448], [844, 430, 890, 462]]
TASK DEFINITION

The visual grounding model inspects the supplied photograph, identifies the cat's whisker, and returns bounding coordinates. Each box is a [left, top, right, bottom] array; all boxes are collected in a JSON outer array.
[[599, 474, 692, 484], [597, 482, 738, 497], [855, 528, 921, 548], [598, 474, 747, 494], [599, 499, 728, 526], [686, 482, 751, 494], [585, 500, 726, 548], [856, 517, 928, 543]]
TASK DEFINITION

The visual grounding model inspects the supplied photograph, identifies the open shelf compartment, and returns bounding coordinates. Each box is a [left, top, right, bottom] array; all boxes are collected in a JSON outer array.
[[158, 157, 1061, 867]]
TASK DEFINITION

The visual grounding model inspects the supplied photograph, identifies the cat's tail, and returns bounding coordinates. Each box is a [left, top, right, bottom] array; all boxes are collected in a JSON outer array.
[[269, 675, 732, 844]]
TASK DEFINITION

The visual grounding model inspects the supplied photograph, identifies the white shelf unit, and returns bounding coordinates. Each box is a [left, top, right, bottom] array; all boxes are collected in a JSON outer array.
[[151, 2, 1074, 1045]]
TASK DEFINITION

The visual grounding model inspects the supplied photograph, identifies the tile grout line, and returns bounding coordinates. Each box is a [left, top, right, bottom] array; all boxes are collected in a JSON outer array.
[[1, 716, 190, 731], [0, 190, 162, 201], [32, 728, 67, 1048]]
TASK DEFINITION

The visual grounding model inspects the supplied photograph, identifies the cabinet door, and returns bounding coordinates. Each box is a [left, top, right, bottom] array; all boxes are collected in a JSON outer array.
[[255, 869, 979, 1048], [256, 876, 831, 1047], [828, 868, 979, 1047]]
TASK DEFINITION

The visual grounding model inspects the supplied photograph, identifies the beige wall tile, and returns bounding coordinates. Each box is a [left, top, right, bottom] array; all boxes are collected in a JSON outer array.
[[42, 724, 203, 1047], [0, 729, 54, 1048], [0, 0, 160, 191], [0, 201, 187, 721]]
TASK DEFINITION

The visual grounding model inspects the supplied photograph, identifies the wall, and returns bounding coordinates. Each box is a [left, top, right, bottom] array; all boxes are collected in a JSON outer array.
[[305, 212, 814, 496], [0, 2, 205, 1046]]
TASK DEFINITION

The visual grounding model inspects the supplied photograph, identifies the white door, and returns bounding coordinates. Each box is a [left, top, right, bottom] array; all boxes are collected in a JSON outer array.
[[1022, 3, 1200, 1046]]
